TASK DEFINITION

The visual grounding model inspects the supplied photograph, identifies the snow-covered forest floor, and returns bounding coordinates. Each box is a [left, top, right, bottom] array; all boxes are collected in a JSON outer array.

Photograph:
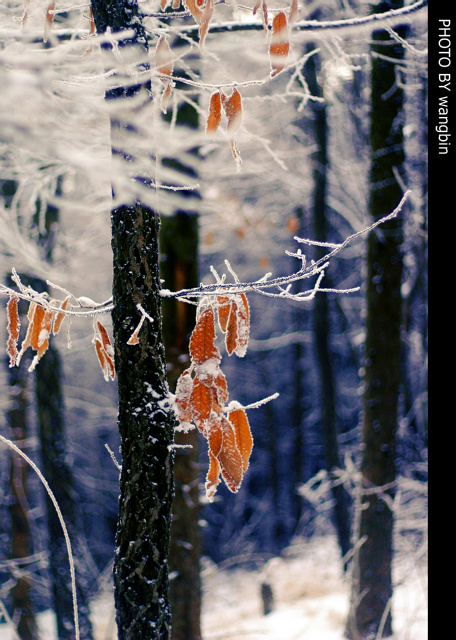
[[0, 535, 427, 640]]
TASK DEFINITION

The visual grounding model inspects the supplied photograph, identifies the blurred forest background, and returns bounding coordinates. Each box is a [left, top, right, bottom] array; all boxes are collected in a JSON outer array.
[[0, 0, 427, 638]]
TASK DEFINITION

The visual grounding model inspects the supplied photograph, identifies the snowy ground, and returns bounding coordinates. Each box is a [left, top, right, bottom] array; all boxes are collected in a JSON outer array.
[[0, 536, 427, 640]]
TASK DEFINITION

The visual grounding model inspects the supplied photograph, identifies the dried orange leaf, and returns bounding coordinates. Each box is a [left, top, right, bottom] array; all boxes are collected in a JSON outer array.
[[225, 294, 250, 357], [175, 368, 194, 423], [269, 12, 289, 77], [6, 296, 20, 367], [37, 309, 53, 359], [88, 7, 96, 35], [253, 0, 268, 30], [289, 0, 298, 24], [213, 370, 229, 407], [95, 338, 107, 377], [190, 378, 213, 427], [30, 304, 46, 351], [160, 0, 169, 9], [126, 329, 140, 345], [97, 321, 114, 356], [161, 83, 173, 114], [205, 450, 221, 501], [44, 0, 55, 43], [16, 302, 36, 364], [225, 300, 238, 357], [189, 306, 220, 365], [219, 416, 244, 492], [105, 352, 115, 380], [207, 414, 223, 457], [228, 408, 253, 472], [206, 91, 222, 138], [222, 89, 242, 139], [199, 0, 214, 49], [52, 296, 70, 335], [172, 0, 182, 8], [95, 321, 115, 381], [217, 295, 231, 332], [183, 0, 203, 24], [156, 36, 173, 77]]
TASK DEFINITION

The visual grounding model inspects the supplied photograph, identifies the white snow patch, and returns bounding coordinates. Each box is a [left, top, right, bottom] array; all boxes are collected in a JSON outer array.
[[0, 536, 427, 640]]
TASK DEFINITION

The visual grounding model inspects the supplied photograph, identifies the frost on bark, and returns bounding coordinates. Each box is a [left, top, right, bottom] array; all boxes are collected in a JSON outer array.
[[347, 1, 405, 638], [111, 204, 175, 639], [90, 2, 176, 637]]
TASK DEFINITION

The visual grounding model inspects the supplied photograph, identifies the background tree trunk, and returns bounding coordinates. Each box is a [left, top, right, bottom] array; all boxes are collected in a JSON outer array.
[[304, 36, 351, 568], [158, 31, 203, 639], [347, 1, 405, 637], [34, 181, 94, 640], [35, 338, 94, 640], [161, 212, 202, 640], [8, 350, 38, 640]]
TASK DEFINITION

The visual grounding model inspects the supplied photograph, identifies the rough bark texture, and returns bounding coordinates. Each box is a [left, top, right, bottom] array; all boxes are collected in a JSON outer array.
[[90, 2, 176, 637], [111, 204, 175, 640], [347, 2, 405, 637]]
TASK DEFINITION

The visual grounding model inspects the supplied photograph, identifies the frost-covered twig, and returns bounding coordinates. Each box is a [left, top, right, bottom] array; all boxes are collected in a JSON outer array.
[[105, 444, 122, 472], [226, 393, 279, 412], [161, 192, 411, 302], [0, 271, 114, 318], [174, 0, 427, 36], [127, 303, 154, 345]]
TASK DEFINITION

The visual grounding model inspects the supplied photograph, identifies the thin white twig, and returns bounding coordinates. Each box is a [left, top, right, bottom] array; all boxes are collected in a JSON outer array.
[[0, 435, 80, 640], [105, 444, 122, 472], [159, 192, 411, 302]]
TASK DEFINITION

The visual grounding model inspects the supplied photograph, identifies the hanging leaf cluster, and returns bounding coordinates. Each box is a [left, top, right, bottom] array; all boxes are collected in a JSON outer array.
[[174, 296, 253, 500], [6, 295, 70, 372], [5, 293, 115, 380], [205, 88, 243, 167]]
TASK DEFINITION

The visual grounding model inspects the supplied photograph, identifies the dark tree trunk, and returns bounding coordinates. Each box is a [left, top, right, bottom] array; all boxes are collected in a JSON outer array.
[[8, 351, 38, 640], [111, 203, 175, 640], [1, 180, 37, 640], [160, 212, 202, 640], [33, 177, 94, 640], [90, 3, 176, 637], [158, 39, 203, 636], [35, 340, 94, 640], [347, 2, 405, 638], [304, 38, 351, 567]]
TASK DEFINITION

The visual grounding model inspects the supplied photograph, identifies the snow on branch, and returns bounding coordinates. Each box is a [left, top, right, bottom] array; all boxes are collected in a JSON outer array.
[[0, 270, 114, 318], [172, 0, 428, 38], [161, 191, 411, 303]]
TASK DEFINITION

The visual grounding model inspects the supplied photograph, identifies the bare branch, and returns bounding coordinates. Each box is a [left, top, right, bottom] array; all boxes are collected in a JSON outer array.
[[161, 191, 411, 302]]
